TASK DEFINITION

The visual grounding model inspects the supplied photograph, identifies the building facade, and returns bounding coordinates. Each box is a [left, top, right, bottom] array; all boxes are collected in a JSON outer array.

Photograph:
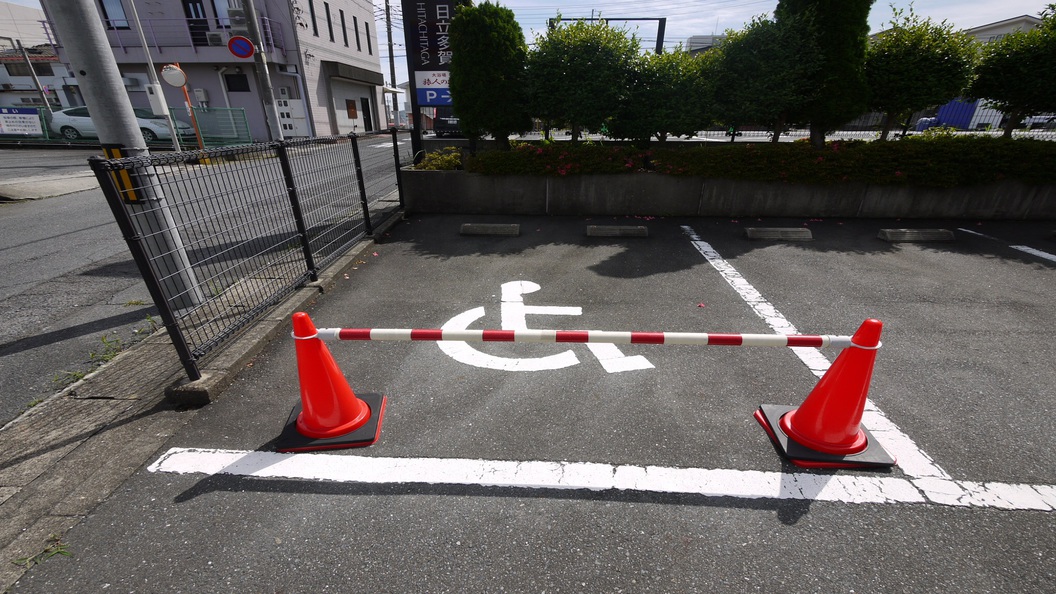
[[37, 0, 386, 141]]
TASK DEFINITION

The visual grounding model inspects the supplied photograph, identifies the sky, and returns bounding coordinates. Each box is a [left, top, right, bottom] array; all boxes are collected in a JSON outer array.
[[6, 0, 1050, 85]]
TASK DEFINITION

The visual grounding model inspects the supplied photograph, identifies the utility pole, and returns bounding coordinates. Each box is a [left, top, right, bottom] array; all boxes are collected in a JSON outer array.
[[44, 0, 202, 309], [16, 39, 53, 117], [243, 0, 284, 140], [385, 0, 399, 127], [127, 0, 181, 151]]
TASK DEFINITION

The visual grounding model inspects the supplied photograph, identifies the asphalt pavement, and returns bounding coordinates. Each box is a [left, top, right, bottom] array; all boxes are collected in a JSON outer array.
[[0, 149, 157, 428], [4, 213, 1054, 592]]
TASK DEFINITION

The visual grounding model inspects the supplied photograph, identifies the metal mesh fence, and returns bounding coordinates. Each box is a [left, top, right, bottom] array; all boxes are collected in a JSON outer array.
[[174, 107, 254, 148], [282, 135, 366, 269], [91, 132, 405, 378]]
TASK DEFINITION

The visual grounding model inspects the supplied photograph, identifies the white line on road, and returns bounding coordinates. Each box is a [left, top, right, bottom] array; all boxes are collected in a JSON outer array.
[[957, 227, 1056, 263], [679, 225, 1056, 508], [680, 225, 959, 496], [148, 447, 1055, 510]]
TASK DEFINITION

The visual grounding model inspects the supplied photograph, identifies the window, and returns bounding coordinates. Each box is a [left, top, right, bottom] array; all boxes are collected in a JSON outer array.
[[212, 0, 238, 28], [324, 3, 334, 42], [224, 73, 250, 92], [364, 22, 371, 55], [4, 62, 55, 77], [353, 16, 361, 51], [339, 10, 348, 47], [98, 0, 130, 29], [307, 0, 318, 36]]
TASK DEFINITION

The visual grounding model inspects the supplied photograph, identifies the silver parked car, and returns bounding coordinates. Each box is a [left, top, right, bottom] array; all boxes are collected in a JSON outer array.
[[49, 106, 195, 142]]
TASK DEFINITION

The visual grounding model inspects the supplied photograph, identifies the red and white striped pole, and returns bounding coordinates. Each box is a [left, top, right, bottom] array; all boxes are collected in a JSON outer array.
[[309, 327, 866, 349]]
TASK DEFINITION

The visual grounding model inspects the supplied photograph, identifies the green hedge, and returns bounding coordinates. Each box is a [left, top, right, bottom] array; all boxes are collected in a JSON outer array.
[[456, 136, 1056, 188]]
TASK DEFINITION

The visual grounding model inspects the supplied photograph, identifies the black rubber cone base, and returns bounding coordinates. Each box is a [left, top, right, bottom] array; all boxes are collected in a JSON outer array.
[[276, 393, 386, 453], [755, 404, 895, 469]]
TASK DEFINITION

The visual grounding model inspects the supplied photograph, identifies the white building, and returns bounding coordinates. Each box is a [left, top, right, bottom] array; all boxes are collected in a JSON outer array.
[[0, 0, 49, 49], [27, 0, 389, 141]]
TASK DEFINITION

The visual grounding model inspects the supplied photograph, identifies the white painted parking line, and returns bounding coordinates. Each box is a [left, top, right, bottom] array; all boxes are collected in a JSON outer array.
[[681, 226, 831, 378], [957, 227, 1056, 263], [1009, 245, 1056, 264], [149, 447, 1056, 511], [679, 225, 1056, 508], [679, 225, 959, 489]]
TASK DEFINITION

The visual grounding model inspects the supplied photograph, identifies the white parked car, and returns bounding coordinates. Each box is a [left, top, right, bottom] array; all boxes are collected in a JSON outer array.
[[49, 106, 195, 142]]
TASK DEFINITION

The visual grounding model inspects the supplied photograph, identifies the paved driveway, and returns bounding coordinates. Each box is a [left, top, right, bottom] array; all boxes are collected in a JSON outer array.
[[11, 214, 1056, 593]]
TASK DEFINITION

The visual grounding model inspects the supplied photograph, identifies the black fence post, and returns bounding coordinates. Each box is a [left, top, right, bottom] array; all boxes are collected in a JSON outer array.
[[275, 141, 319, 282], [88, 156, 202, 381], [349, 133, 374, 236], [390, 127, 405, 208]]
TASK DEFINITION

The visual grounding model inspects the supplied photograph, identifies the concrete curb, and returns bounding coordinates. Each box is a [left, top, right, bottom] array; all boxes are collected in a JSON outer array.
[[0, 223, 395, 591]]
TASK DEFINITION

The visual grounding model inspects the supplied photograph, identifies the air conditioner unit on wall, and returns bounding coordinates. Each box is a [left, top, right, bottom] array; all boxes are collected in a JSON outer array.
[[206, 32, 226, 46]]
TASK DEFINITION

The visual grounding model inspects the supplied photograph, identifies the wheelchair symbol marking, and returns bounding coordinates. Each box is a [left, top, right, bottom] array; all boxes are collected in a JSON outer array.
[[437, 281, 654, 373]]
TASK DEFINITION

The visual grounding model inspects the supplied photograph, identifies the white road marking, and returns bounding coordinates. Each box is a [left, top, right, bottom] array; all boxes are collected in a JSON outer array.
[[678, 225, 1056, 507], [149, 447, 1056, 510], [437, 280, 652, 373], [438, 306, 580, 371], [149, 448, 923, 505], [1009, 245, 1056, 264], [149, 228, 1055, 510], [957, 228, 1056, 264]]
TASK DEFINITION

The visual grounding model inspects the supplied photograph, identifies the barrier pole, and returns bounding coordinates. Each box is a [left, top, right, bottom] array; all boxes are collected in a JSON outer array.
[[311, 327, 865, 350]]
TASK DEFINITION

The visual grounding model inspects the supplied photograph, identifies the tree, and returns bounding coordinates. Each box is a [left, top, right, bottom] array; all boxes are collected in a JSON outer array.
[[712, 13, 822, 143], [606, 48, 705, 146], [774, 0, 875, 148], [865, 7, 977, 140], [968, 7, 1056, 138], [449, 1, 532, 149], [526, 18, 639, 142]]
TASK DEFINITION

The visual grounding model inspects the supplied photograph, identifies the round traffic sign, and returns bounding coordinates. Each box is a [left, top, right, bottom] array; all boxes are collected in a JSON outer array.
[[228, 36, 255, 59]]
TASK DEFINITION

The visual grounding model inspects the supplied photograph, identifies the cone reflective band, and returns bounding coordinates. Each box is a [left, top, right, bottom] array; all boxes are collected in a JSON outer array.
[[318, 328, 855, 349]]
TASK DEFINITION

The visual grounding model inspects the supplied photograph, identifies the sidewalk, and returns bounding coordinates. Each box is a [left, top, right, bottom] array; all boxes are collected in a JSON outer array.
[[0, 235, 382, 591], [0, 172, 100, 201]]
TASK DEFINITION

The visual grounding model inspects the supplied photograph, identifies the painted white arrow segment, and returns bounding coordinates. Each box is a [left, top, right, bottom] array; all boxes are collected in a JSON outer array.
[[148, 448, 1056, 511]]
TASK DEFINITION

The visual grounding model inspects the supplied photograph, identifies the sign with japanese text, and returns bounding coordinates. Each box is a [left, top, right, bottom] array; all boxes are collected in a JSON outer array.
[[0, 107, 44, 136], [415, 70, 451, 105], [402, 0, 467, 106]]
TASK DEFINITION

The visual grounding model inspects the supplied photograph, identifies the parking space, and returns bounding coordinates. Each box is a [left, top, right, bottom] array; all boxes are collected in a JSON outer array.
[[12, 214, 1056, 593]]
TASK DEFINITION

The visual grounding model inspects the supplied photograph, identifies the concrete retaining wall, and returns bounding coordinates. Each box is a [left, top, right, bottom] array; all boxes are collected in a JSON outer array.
[[401, 169, 1056, 219]]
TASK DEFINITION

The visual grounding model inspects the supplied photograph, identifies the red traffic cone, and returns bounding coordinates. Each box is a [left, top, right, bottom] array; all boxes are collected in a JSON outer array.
[[276, 312, 386, 452], [755, 319, 895, 469]]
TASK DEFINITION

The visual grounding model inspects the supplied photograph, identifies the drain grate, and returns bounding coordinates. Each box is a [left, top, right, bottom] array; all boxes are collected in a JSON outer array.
[[744, 227, 813, 241], [460, 223, 521, 236], [586, 225, 649, 237], [877, 228, 955, 242]]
